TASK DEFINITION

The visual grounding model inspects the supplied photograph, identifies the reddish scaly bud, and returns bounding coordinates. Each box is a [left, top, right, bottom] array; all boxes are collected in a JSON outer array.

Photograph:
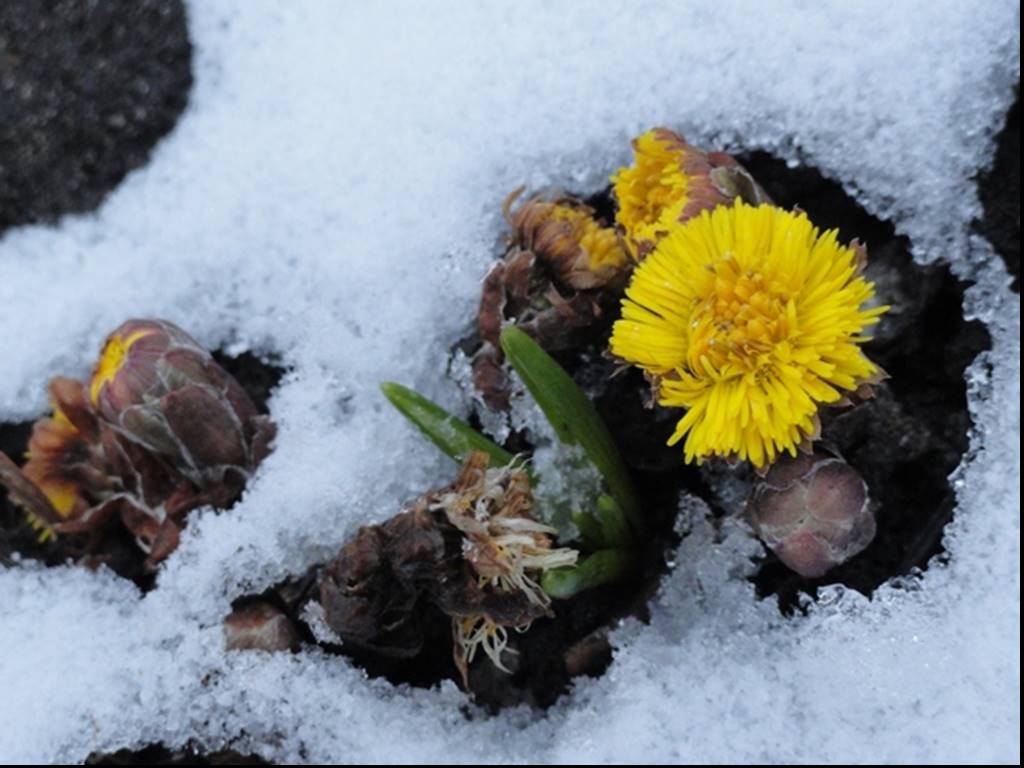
[[747, 452, 876, 578], [472, 190, 630, 409], [0, 318, 277, 568], [89, 319, 274, 487]]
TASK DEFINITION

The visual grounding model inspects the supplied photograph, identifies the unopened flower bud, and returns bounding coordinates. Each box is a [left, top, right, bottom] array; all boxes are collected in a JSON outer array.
[[747, 452, 876, 578], [89, 319, 274, 486], [472, 191, 629, 409], [503, 189, 630, 291]]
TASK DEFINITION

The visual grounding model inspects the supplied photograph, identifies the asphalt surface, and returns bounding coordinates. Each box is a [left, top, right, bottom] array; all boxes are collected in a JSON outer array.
[[0, 0, 191, 234]]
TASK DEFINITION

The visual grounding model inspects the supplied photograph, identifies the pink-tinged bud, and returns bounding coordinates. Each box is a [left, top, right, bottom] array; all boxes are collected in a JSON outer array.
[[89, 319, 273, 486], [747, 452, 876, 578]]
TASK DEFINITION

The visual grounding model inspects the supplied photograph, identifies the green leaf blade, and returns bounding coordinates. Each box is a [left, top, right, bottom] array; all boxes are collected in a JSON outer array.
[[380, 382, 515, 468], [499, 326, 643, 534], [541, 549, 633, 599]]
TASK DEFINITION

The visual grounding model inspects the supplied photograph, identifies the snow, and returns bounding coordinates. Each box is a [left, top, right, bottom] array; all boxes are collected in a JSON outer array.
[[0, 0, 1019, 763]]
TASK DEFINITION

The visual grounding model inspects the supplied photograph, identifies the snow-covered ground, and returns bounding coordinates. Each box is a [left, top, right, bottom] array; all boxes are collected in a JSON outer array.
[[0, 1, 1019, 762]]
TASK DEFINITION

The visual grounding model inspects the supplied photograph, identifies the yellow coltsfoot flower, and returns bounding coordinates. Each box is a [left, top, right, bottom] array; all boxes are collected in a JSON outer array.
[[610, 201, 888, 469], [611, 128, 770, 261]]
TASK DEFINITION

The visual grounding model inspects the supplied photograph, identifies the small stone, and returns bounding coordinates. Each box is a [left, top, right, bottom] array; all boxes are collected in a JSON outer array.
[[224, 602, 300, 653]]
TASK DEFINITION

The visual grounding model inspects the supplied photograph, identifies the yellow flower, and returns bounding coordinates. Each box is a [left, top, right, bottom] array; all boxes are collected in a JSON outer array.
[[89, 325, 158, 404], [610, 202, 888, 468], [611, 128, 768, 261]]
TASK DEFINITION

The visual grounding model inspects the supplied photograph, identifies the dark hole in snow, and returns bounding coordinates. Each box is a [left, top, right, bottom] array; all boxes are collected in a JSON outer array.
[[212, 350, 285, 417], [975, 88, 1020, 293], [0, 0, 193, 234], [0, 351, 285, 591], [254, 148, 1001, 708], [85, 743, 267, 765], [735, 151, 993, 614]]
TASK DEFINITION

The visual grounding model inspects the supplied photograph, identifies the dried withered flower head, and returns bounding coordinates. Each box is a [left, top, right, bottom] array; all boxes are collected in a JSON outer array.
[[0, 319, 276, 567], [611, 127, 770, 261], [432, 452, 577, 675], [318, 507, 439, 660], [318, 452, 576, 687], [610, 202, 888, 469], [747, 451, 876, 578], [472, 190, 629, 409]]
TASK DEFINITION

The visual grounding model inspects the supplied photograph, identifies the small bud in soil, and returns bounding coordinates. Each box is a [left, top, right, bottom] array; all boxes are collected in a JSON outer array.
[[89, 319, 274, 486], [747, 452, 876, 578], [224, 602, 301, 653]]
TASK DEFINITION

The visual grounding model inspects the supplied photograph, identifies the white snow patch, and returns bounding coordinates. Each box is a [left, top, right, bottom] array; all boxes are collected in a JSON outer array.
[[0, 0, 1019, 763]]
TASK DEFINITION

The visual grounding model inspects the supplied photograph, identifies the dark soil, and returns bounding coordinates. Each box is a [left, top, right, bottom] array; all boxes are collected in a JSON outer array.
[[0, 0, 192, 235], [736, 152, 992, 613], [0, 351, 285, 589], [86, 745, 266, 765]]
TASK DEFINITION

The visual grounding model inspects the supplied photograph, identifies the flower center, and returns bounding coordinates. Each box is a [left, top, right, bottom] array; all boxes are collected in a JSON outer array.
[[687, 256, 792, 376]]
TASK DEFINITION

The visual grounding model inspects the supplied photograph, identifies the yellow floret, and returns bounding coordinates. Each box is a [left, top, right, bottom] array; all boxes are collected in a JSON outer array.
[[549, 204, 629, 274], [612, 130, 695, 258]]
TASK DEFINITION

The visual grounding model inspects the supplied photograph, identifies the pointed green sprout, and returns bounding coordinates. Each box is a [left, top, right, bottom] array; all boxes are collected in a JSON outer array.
[[541, 549, 633, 599], [380, 382, 518, 469], [571, 508, 606, 551], [499, 326, 643, 535]]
